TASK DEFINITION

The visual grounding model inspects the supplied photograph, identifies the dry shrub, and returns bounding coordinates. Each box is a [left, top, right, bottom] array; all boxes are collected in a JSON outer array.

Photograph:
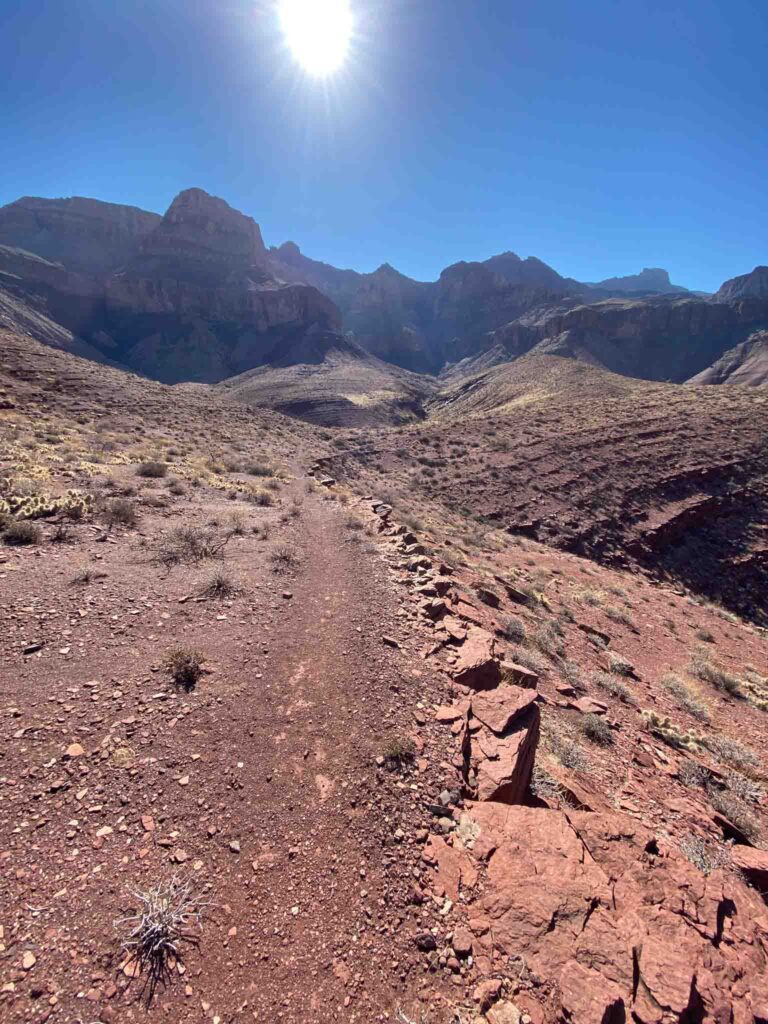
[[162, 647, 205, 691]]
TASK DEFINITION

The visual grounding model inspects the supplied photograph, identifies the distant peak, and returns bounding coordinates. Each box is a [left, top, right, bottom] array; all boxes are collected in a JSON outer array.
[[276, 241, 302, 258]]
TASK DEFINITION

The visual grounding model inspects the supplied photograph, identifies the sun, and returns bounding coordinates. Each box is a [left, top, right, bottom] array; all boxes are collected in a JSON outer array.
[[278, 0, 353, 76]]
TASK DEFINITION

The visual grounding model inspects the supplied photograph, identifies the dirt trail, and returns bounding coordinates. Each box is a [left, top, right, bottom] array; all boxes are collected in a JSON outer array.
[[192, 481, 419, 1021], [0, 477, 442, 1024]]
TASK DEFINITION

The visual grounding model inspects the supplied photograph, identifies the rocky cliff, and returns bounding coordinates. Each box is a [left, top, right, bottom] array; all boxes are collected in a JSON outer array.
[[714, 265, 768, 302], [0, 191, 342, 384], [485, 294, 768, 382], [0, 195, 160, 273]]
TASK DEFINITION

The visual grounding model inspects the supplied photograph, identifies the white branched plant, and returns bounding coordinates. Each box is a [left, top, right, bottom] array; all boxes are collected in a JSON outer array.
[[115, 874, 210, 999]]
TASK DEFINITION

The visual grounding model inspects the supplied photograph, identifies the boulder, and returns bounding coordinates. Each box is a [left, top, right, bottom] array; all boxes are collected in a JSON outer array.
[[731, 846, 768, 895], [452, 627, 501, 690]]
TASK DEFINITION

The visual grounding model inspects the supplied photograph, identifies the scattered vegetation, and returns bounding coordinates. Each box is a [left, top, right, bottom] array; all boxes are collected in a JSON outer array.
[[703, 734, 759, 769], [607, 653, 635, 677], [662, 673, 710, 721], [269, 545, 300, 572], [641, 710, 701, 752], [2, 520, 41, 546], [580, 713, 614, 746], [502, 615, 527, 644], [679, 835, 730, 876], [162, 647, 205, 690], [593, 671, 634, 703], [200, 572, 238, 600], [382, 735, 416, 772], [136, 461, 168, 479], [103, 497, 138, 529], [689, 649, 742, 697], [155, 526, 230, 568], [708, 788, 759, 841]]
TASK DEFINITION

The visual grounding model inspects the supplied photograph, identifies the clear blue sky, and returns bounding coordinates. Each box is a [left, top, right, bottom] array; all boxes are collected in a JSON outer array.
[[1, 0, 766, 291]]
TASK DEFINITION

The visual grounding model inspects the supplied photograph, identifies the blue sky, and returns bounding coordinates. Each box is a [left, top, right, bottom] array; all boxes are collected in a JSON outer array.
[[1, 0, 766, 291]]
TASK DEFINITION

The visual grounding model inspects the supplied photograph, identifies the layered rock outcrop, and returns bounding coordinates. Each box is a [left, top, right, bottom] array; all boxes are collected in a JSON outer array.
[[688, 331, 768, 387], [0, 190, 342, 384], [0, 195, 160, 272]]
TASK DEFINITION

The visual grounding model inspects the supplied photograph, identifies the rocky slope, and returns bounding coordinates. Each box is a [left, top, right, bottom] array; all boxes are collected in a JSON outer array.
[[216, 330, 436, 426], [483, 294, 768, 383], [1, 329, 768, 1024], [688, 331, 768, 387]]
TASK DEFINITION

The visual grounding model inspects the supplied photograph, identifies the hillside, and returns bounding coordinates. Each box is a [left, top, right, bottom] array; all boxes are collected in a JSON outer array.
[[1, 329, 767, 1024], [216, 331, 437, 426], [324, 354, 768, 625], [688, 331, 768, 387]]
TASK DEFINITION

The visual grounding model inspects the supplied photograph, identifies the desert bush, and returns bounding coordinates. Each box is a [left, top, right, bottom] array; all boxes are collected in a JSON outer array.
[[510, 646, 549, 677], [3, 520, 41, 546], [725, 770, 764, 804], [593, 671, 634, 703], [116, 874, 208, 996], [662, 673, 710, 721], [604, 604, 636, 629], [502, 615, 527, 644], [607, 654, 635, 677], [103, 498, 137, 529], [580, 714, 614, 746], [689, 650, 741, 697], [269, 545, 299, 572], [696, 627, 715, 643], [703, 734, 759, 769], [530, 764, 564, 804], [136, 461, 168, 479], [708, 789, 759, 840], [678, 760, 709, 788], [155, 526, 229, 567], [162, 647, 205, 690], [244, 461, 274, 477], [51, 522, 73, 544], [167, 478, 186, 496], [247, 488, 275, 507], [562, 661, 584, 690], [200, 572, 238, 600], [532, 620, 564, 659], [382, 735, 416, 772]]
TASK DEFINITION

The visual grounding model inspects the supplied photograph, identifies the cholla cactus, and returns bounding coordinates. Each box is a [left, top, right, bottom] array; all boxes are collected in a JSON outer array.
[[0, 488, 93, 521]]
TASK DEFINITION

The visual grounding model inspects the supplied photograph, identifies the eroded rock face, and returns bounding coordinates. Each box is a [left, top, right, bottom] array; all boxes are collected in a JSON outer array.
[[0, 190, 343, 384], [715, 266, 768, 303], [134, 187, 269, 284], [448, 804, 768, 1023], [688, 331, 768, 387], [0, 195, 160, 272]]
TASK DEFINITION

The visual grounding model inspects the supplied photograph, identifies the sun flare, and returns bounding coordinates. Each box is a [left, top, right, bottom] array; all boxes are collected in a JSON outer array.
[[278, 0, 353, 76]]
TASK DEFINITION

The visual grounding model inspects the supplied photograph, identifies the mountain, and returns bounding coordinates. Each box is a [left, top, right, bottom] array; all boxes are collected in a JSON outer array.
[[714, 265, 768, 302], [688, 330, 768, 387], [588, 267, 689, 294], [0, 195, 160, 272], [0, 189, 342, 384]]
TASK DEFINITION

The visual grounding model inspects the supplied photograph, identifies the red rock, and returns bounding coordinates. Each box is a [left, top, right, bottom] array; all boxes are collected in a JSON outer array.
[[465, 704, 540, 803], [452, 627, 500, 690], [731, 846, 768, 893], [573, 696, 608, 715], [140, 814, 155, 832], [452, 926, 473, 956], [501, 661, 539, 688], [470, 686, 537, 735], [64, 743, 85, 758], [434, 702, 469, 723], [473, 978, 502, 1009]]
